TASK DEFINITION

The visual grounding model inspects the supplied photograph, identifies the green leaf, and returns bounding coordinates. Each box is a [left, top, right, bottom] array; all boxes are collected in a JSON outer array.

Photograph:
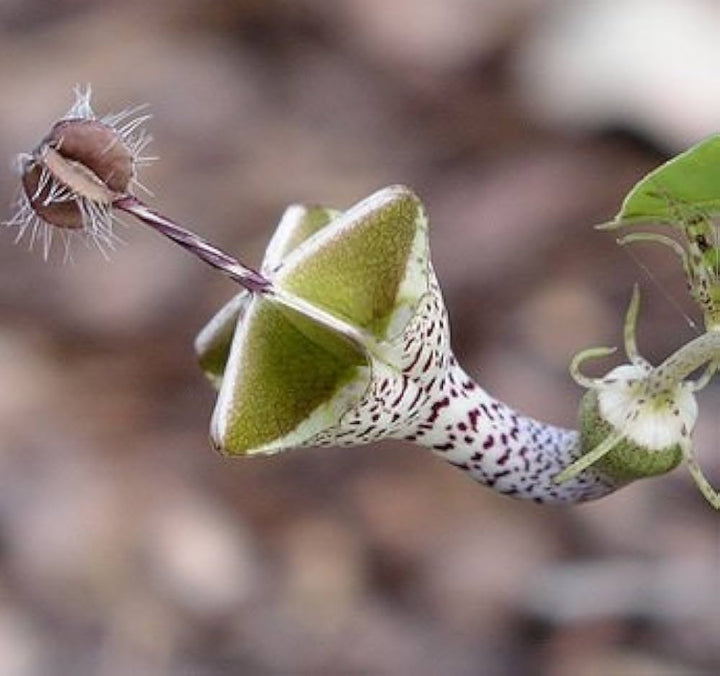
[[610, 134, 720, 226]]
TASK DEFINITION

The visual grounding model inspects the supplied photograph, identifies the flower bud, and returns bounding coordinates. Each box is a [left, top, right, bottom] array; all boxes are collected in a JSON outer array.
[[577, 381, 688, 482]]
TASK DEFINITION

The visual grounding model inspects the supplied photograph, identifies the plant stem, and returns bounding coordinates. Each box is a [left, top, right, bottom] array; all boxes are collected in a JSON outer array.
[[648, 330, 720, 391], [112, 194, 376, 350], [113, 194, 272, 293]]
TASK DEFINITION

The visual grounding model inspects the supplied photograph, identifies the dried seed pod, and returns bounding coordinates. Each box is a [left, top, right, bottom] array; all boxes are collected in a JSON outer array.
[[7, 86, 153, 256], [21, 138, 124, 231]]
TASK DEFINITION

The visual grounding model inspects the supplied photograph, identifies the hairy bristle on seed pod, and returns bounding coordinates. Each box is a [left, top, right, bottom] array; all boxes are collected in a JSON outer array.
[[5, 85, 153, 258]]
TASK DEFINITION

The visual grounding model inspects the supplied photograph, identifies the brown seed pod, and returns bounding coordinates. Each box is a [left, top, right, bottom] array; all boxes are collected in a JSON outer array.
[[7, 86, 152, 256], [46, 119, 134, 192], [22, 118, 136, 230]]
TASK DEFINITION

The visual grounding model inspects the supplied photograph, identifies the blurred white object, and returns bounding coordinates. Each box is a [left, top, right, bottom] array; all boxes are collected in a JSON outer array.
[[515, 0, 720, 150], [0, 609, 44, 676], [339, 0, 540, 71], [146, 493, 259, 617]]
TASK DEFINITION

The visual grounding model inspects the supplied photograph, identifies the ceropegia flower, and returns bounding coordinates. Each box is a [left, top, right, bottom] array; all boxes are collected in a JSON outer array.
[[6, 88, 719, 508], [192, 189, 718, 508]]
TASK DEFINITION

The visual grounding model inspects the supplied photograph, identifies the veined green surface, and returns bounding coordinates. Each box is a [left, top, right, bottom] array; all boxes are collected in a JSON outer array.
[[211, 297, 366, 454], [276, 187, 423, 338]]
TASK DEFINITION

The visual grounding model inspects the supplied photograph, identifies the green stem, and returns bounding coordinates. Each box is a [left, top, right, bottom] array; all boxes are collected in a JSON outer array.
[[647, 330, 720, 392]]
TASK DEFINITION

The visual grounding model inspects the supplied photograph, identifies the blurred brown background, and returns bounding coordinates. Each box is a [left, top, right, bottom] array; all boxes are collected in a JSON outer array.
[[0, 1, 718, 674]]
